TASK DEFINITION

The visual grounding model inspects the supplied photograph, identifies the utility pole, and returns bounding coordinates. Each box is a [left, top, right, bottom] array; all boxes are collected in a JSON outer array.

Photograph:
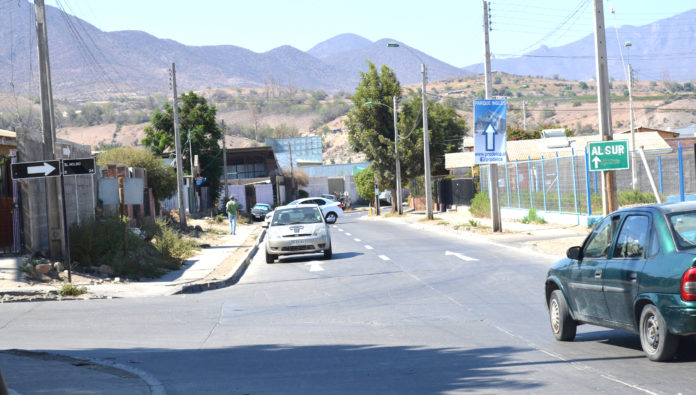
[[592, 0, 617, 214], [422, 64, 433, 220], [34, 0, 64, 258], [393, 96, 403, 215], [221, 121, 228, 202], [628, 63, 638, 191], [483, 0, 502, 232], [522, 101, 527, 131], [170, 63, 187, 228], [288, 143, 296, 199]]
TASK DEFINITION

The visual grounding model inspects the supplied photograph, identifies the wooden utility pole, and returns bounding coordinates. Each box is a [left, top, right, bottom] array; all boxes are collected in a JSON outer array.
[[221, 121, 228, 202], [170, 63, 187, 228], [34, 0, 64, 258], [483, 0, 502, 232], [592, 0, 618, 214]]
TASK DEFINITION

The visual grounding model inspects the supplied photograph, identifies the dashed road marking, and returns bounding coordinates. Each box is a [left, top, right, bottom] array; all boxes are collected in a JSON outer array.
[[345, 232, 352, 236], [354, 238, 361, 242], [365, 245, 374, 250], [378, 255, 390, 261]]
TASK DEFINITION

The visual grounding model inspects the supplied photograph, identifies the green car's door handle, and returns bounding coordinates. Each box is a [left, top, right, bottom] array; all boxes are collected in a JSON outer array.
[[595, 269, 602, 278], [630, 272, 638, 281]]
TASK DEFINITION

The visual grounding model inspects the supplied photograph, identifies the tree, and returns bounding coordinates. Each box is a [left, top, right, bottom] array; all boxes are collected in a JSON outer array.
[[354, 166, 376, 203], [96, 147, 177, 212], [142, 91, 223, 204], [346, 61, 469, 211], [345, 61, 401, 211]]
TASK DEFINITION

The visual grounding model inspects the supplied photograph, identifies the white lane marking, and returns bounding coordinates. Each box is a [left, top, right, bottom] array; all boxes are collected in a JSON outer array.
[[365, 245, 374, 250], [599, 375, 658, 395], [305, 261, 324, 272], [338, 228, 344, 232], [345, 232, 352, 236], [445, 250, 479, 261], [378, 255, 390, 261], [354, 238, 361, 242]]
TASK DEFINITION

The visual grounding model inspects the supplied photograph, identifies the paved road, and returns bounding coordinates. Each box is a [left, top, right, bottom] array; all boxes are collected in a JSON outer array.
[[2, 211, 696, 394]]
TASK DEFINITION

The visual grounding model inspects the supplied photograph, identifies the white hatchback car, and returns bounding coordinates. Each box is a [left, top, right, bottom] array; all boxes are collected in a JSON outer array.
[[263, 204, 332, 263], [287, 197, 344, 224]]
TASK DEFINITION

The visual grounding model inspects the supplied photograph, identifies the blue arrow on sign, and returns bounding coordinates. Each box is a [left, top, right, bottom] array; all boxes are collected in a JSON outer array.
[[484, 123, 497, 151]]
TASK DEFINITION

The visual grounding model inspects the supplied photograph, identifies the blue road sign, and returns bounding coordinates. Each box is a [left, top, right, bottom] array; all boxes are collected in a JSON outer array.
[[474, 99, 507, 164]]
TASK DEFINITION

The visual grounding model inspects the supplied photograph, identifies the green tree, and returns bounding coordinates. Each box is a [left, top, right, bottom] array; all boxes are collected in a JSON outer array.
[[142, 92, 223, 203], [96, 147, 177, 211], [345, 61, 401, 211], [354, 165, 376, 203]]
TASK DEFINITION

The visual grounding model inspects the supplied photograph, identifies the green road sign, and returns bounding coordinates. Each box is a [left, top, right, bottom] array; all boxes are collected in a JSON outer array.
[[588, 140, 629, 171]]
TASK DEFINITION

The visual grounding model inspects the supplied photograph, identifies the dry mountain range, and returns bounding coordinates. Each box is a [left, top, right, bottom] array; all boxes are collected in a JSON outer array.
[[0, 1, 695, 100]]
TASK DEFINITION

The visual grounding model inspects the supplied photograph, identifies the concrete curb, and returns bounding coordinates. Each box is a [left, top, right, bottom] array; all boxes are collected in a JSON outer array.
[[176, 228, 266, 294], [1, 349, 164, 395]]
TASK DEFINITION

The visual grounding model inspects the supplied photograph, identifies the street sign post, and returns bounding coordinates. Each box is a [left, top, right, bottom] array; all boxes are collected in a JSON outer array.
[[62, 158, 95, 175], [588, 140, 629, 171], [474, 99, 507, 164], [11, 160, 60, 179]]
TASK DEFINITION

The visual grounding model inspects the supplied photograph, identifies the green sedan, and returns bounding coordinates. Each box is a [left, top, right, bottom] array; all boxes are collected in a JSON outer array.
[[545, 202, 696, 361]]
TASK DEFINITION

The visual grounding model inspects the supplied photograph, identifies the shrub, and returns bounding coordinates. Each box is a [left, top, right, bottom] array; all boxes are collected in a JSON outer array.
[[215, 214, 225, 223], [151, 218, 199, 264], [521, 208, 546, 224], [618, 189, 660, 206], [470, 192, 491, 218], [58, 283, 87, 296]]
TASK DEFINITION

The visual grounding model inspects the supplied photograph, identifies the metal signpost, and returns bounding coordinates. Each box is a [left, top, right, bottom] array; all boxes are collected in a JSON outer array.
[[588, 141, 629, 171], [11, 157, 96, 282]]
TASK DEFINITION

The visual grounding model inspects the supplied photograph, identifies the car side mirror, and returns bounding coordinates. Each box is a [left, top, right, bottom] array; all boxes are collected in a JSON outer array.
[[567, 246, 583, 261]]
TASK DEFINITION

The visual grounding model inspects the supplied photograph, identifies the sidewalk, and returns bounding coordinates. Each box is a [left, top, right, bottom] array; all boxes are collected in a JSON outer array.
[[0, 222, 263, 301]]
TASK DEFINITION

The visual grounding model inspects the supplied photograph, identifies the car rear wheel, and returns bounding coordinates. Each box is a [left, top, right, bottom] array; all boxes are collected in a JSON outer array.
[[639, 304, 678, 361], [265, 251, 276, 264], [549, 290, 577, 341], [323, 245, 332, 259], [325, 212, 337, 224]]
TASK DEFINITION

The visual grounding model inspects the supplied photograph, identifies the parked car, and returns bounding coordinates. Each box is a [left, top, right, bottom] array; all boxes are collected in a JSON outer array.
[[287, 197, 343, 224], [321, 194, 336, 201], [251, 203, 272, 221], [545, 202, 696, 361], [263, 204, 332, 263]]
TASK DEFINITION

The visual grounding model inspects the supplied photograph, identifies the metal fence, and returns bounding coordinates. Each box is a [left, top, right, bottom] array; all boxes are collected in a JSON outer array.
[[480, 144, 696, 216]]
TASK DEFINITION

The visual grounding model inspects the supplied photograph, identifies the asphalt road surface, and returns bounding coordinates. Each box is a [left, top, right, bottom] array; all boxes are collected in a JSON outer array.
[[2, 211, 696, 394]]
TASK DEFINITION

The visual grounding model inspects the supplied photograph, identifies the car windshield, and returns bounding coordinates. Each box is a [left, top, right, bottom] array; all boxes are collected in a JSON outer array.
[[272, 207, 323, 226], [253, 204, 269, 210], [668, 211, 696, 249]]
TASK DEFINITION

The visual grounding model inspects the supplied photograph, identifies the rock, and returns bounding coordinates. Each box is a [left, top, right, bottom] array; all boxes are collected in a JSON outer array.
[[194, 225, 203, 232], [114, 277, 121, 283], [53, 262, 64, 272], [98, 264, 114, 276], [39, 274, 52, 282], [35, 263, 52, 275]]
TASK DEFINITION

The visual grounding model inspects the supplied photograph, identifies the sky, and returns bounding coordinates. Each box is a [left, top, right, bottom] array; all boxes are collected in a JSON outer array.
[[42, 0, 696, 67]]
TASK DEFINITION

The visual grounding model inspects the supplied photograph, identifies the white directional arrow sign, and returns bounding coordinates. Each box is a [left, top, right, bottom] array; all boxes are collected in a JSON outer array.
[[305, 261, 324, 272], [27, 162, 57, 176], [483, 123, 497, 152], [592, 156, 601, 169], [445, 251, 479, 261]]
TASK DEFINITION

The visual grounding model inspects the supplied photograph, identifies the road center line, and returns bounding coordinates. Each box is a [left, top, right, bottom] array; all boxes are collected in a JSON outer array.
[[345, 232, 352, 236], [378, 255, 390, 261], [365, 245, 373, 250], [354, 238, 361, 242]]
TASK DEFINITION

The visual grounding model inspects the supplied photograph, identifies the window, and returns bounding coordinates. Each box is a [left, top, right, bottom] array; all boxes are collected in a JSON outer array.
[[584, 216, 620, 258], [668, 211, 696, 250], [613, 215, 650, 259]]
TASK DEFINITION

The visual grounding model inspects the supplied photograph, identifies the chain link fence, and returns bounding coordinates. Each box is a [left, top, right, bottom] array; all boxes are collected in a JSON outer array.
[[480, 145, 696, 215]]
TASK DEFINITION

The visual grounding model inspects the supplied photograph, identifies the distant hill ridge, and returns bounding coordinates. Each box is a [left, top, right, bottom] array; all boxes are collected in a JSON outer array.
[[0, 0, 694, 100]]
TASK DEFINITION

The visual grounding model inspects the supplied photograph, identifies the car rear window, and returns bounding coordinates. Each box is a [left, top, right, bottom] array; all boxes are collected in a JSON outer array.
[[668, 212, 696, 249], [253, 204, 269, 210], [272, 207, 323, 225]]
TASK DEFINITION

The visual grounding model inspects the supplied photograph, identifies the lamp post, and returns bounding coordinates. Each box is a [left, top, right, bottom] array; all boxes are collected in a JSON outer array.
[[364, 97, 402, 215], [387, 42, 433, 220], [626, 41, 638, 191]]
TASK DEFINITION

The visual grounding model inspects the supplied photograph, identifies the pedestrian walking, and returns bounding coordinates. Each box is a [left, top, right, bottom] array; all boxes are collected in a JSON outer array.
[[226, 196, 240, 235]]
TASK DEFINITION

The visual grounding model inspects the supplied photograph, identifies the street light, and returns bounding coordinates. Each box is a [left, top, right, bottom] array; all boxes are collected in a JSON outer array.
[[387, 42, 433, 220], [364, 97, 403, 215]]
